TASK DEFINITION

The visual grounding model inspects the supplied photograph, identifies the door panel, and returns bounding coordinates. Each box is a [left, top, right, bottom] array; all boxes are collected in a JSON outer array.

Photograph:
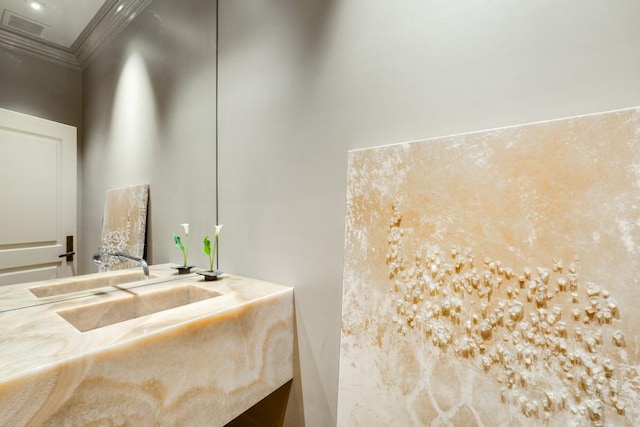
[[0, 108, 76, 286]]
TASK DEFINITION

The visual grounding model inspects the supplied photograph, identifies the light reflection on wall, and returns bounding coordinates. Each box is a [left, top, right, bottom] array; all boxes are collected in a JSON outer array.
[[108, 48, 158, 184]]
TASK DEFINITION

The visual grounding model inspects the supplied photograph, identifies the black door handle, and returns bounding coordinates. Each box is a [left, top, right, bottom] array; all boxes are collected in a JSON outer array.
[[59, 236, 75, 262], [58, 251, 76, 261]]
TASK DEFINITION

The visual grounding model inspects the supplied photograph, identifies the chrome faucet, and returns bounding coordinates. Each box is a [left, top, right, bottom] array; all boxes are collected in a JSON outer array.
[[92, 250, 150, 277]]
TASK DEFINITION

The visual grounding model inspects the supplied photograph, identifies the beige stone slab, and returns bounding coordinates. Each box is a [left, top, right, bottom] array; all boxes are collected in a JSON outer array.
[[99, 183, 149, 272], [0, 266, 294, 426], [338, 107, 640, 426]]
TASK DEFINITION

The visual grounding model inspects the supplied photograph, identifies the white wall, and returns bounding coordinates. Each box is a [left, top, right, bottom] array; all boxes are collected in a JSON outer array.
[[217, 1, 640, 425], [81, 0, 217, 273]]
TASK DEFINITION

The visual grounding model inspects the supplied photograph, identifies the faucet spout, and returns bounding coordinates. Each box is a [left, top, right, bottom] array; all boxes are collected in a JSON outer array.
[[92, 250, 149, 278]]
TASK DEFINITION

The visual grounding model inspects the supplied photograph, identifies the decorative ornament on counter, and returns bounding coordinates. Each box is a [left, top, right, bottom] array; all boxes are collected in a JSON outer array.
[[199, 224, 223, 281], [172, 223, 194, 274]]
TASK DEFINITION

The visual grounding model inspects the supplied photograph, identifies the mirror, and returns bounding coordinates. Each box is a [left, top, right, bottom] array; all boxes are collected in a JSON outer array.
[[0, 0, 218, 310], [0, 0, 150, 68]]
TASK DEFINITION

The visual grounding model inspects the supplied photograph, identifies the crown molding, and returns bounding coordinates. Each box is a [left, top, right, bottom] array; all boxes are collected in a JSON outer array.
[[0, 28, 79, 69], [0, 0, 152, 70], [75, 0, 153, 68]]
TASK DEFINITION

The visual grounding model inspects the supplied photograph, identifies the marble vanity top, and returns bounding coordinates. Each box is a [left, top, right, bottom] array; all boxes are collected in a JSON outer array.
[[0, 264, 180, 312], [0, 264, 294, 426]]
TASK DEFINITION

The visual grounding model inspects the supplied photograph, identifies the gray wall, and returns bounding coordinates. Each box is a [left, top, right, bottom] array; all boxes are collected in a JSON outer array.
[[0, 47, 81, 128], [217, 1, 640, 425], [80, 0, 217, 273]]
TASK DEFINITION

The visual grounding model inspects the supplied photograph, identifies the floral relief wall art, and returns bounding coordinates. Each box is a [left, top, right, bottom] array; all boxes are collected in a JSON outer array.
[[98, 184, 149, 272], [338, 107, 640, 426]]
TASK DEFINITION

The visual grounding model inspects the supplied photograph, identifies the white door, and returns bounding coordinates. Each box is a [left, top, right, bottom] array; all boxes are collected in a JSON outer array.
[[0, 108, 77, 286]]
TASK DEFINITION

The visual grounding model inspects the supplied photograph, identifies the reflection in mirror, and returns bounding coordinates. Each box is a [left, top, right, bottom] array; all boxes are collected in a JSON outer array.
[[0, 0, 151, 68], [1, 0, 218, 313]]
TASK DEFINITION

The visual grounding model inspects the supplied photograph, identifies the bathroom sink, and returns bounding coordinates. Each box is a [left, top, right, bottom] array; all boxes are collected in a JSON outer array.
[[29, 271, 159, 298], [0, 269, 294, 425], [57, 284, 222, 332]]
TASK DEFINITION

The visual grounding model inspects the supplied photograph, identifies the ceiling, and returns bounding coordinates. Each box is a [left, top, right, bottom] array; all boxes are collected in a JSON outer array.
[[0, 0, 108, 48], [0, 0, 150, 68]]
